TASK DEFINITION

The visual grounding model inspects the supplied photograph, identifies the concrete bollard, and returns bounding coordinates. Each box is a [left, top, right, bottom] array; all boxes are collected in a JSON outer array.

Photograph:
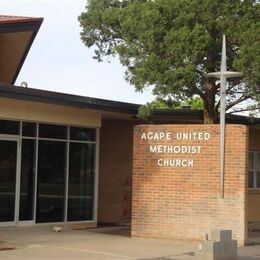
[[196, 229, 237, 260]]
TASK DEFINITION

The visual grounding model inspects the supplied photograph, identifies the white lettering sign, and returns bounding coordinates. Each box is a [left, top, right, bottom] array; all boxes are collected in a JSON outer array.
[[158, 159, 194, 167], [140, 131, 211, 167], [141, 132, 172, 140]]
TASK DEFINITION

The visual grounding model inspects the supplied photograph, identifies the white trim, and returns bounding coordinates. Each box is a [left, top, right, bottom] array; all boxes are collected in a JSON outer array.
[[22, 136, 37, 140], [17, 220, 35, 226], [13, 118, 98, 129], [38, 137, 67, 142], [32, 220, 96, 226], [0, 134, 19, 139], [33, 123, 39, 223], [64, 127, 70, 222], [15, 138, 21, 223], [0, 222, 16, 227], [69, 140, 96, 144]]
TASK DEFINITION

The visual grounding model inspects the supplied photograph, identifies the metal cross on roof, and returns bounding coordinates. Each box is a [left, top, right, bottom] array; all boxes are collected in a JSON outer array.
[[207, 35, 243, 199]]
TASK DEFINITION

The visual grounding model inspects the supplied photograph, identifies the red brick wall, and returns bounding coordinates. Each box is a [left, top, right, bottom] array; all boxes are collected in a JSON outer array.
[[98, 119, 136, 224], [132, 124, 248, 245]]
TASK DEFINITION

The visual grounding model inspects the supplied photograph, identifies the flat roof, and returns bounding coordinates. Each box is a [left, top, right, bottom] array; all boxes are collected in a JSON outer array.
[[0, 83, 140, 115], [151, 109, 260, 126], [0, 83, 260, 125]]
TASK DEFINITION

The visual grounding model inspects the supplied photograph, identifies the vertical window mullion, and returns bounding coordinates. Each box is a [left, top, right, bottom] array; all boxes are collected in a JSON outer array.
[[33, 123, 39, 222], [64, 126, 70, 222], [93, 128, 100, 223]]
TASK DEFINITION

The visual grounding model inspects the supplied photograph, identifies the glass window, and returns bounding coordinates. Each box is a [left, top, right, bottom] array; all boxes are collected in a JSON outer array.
[[248, 171, 254, 188], [249, 152, 260, 189], [39, 123, 67, 139], [67, 143, 95, 221], [70, 127, 96, 142], [249, 152, 254, 170], [19, 139, 36, 221], [257, 172, 260, 188], [0, 140, 17, 222], [36, 140, 66, 223], [256, 153, 260, 171], [0, 119, 19, 135], [22, 122, 36, 137]]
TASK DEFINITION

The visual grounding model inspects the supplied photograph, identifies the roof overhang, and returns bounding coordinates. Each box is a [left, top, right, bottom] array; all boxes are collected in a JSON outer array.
[[0, 15, 43, 84], [0, 83, 140, 116], [150, 109, 260, 126], [0, 83, 259, 125]]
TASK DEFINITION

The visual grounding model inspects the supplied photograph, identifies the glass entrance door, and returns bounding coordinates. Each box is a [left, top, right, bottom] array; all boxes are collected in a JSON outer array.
[[0, 139, 18, 225], [19, 139, 36, 222], [36, 140, 66, 223], [0, 121, 97, 226]]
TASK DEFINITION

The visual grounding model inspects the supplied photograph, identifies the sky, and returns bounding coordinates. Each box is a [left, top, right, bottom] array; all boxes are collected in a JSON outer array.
[[1, 0, 153, 104]]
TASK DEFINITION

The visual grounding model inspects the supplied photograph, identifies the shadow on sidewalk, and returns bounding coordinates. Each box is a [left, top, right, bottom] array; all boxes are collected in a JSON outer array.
[[88, 224, 131, 237]]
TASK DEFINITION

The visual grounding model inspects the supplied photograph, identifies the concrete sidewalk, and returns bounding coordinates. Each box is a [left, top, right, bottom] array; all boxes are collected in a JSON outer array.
[[0, 226, 259, 259]]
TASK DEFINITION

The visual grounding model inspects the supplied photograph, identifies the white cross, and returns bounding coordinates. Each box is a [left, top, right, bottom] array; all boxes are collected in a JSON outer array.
[[207, 35, 243, 198]]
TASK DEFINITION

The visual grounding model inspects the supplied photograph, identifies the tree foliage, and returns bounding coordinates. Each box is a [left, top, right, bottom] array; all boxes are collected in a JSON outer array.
[[79, 0, 260, 123], [138, 96, 203, 121]]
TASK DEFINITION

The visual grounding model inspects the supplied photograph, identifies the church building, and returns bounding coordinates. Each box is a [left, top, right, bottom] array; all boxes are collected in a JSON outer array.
[[0, 15, 259, 246]]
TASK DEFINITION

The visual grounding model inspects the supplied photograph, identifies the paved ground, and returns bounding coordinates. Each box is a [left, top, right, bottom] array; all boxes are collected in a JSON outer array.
[[0, 226, 259, 259]]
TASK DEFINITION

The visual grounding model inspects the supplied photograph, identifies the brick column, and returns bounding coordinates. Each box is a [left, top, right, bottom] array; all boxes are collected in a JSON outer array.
[[132, 124, 248, 246]]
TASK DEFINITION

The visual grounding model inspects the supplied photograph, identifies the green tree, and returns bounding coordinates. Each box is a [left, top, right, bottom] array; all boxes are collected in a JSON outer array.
[[138, 96, 203, 121], [79, 0, 260, 123]]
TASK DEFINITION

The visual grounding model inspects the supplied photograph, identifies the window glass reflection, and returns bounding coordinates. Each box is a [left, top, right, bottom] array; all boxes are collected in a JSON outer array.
[[257, 172, 260, 188], [67, 143, 95, 221], [70, 127, 96, 142], [19, 139, 36, 221], [36, 140, 66, 223], [249, 152, 254, 170], [0, 141, 17, 222], [22, 122, 36, 137], [0, 119, 19, 135], [39, 124, 67, 139], [256, 153, 260, 171], [248, 171, 254, 188]]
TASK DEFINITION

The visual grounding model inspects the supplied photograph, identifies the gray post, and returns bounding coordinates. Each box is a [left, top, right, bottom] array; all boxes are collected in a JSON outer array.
[[207, 35, 243, 198]]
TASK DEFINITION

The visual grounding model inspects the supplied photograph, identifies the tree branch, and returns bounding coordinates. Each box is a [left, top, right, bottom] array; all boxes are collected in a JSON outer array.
[[226, 84, 240, 94], [215, 99, 221, 113], [229, 107, 260, 114], [226, 95, 251, 111]]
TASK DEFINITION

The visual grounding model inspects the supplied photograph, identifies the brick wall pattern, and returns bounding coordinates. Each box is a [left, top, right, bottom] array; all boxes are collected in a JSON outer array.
[[132, 124, 248, 246], [98, 119, 136, 224]]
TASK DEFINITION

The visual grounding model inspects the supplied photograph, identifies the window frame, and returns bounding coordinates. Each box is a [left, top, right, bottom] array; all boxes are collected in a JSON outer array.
[[248, 151, 260, 190], [0, 118, 99, 225]]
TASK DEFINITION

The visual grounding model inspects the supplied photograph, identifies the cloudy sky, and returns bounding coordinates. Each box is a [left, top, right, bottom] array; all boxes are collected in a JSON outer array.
[[1, 0, 153, 104]]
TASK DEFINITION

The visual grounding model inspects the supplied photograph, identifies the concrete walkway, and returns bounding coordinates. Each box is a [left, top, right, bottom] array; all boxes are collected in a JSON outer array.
[[0, 226, 259, 259]]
